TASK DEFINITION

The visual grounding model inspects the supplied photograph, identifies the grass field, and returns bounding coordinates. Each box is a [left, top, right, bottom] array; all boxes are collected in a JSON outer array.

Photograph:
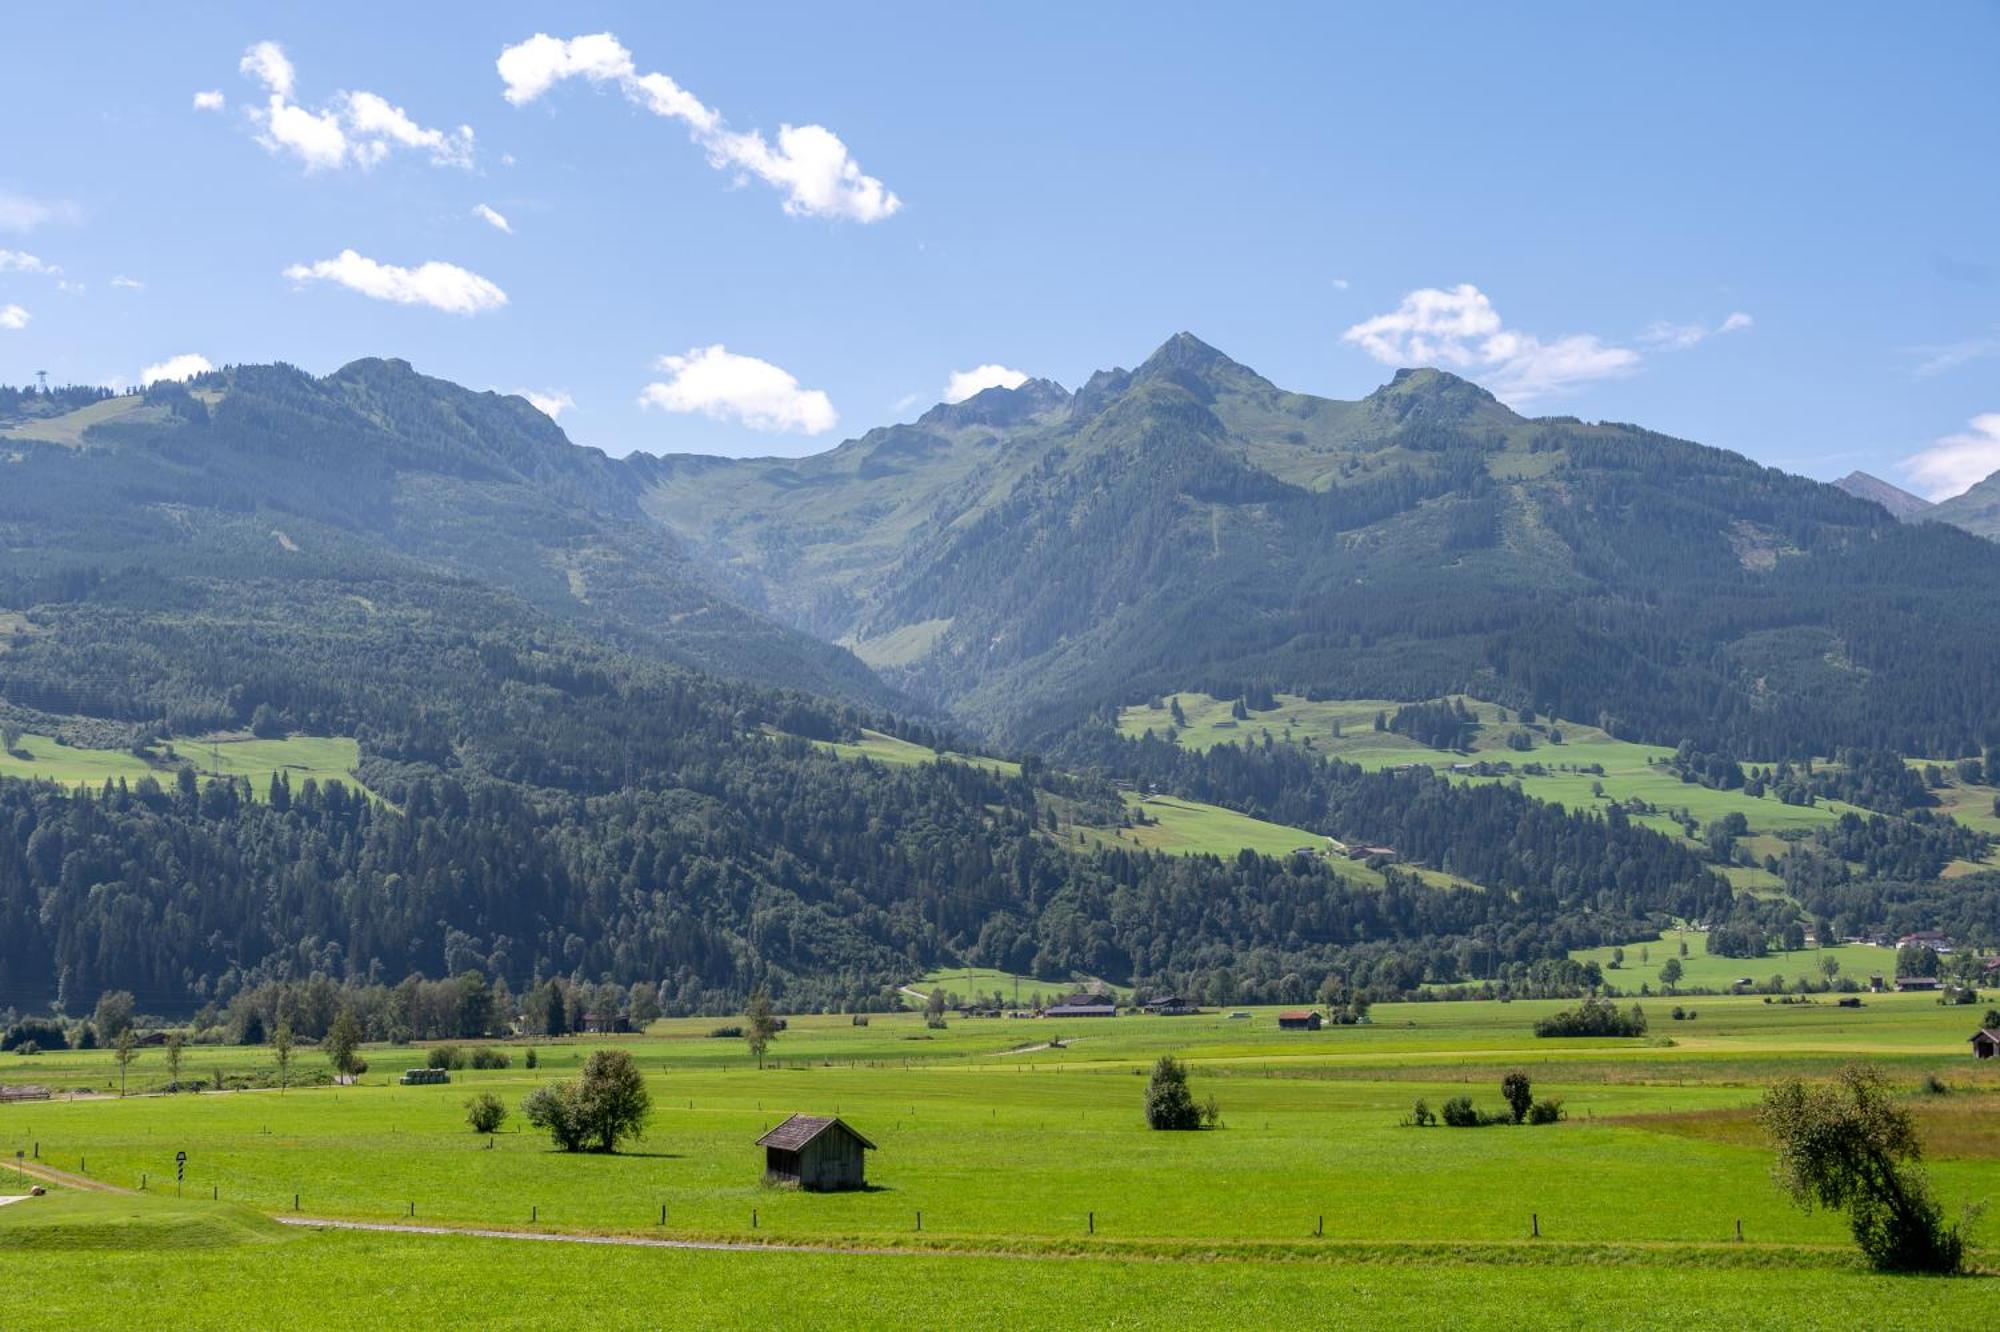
[[4, 998, 1995, 1325], [805, 727, 1353, 867], [1568, 932, 1897, 993], [906, 967, 1135, 1006], [0, 732, 362, 798]]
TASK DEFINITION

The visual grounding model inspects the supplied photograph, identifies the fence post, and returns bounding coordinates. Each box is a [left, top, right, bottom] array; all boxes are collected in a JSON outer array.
[[1088, 1210, 1095, 1235], [753, 1208, 758, 1229], [294, 1193, 299, 1212], [1316, 1214, 1323, 1237], [1735, 1218, 1743, 1242], [659, 1204, 666, 1226], [916, 1210, 922, 1231], [532, 1205, 538, 1223], [1531, 1212, 1539, 1238]]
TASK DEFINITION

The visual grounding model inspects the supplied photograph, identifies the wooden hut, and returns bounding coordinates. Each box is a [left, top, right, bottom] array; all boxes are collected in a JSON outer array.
[[1277, 1010, 1323, 1031], [1972, 1028, 2000, 1060], [757, 1114, 876, 1191]]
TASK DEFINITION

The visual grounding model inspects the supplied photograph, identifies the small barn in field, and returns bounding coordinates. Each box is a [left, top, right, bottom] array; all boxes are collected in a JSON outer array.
[[1973, 1028, 2000, 1060], [757, 1114, 875, 1192], [1278, 1010, 1323, 1031]]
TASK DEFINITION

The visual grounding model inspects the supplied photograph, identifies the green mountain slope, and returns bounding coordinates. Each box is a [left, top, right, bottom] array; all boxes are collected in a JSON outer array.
[[0, 360, 899, 713], [636, 334, 2000, 756], [1927, 466, 2000, 538]]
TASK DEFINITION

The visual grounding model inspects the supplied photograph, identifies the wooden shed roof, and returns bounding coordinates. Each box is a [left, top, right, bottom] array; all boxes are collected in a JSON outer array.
[[755, 1113, 876, 1152]]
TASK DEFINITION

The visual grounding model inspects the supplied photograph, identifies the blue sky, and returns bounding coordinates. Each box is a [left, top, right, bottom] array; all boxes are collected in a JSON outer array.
[[2, 2, 1996, 493]]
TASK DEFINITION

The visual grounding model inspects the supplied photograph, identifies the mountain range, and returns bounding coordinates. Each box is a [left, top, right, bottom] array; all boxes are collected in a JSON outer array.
[[10, 335, 2000, 761]]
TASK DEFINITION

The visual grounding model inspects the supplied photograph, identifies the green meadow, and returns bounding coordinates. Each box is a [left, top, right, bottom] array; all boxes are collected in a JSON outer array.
[[0, 731, 363, 798], [1115, 691, 2000, 885], [4, 998, 1996, 1326], [1568, 932, 1897, 993]]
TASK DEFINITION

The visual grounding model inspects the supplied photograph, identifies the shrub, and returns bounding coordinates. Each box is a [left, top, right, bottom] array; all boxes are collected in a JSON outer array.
[[524, 1047, 538, 1069], [1535, 997, 1647, 1038], [708, 1025, 744, 1039], [2, 1019, 69, 1052], [465, 1091, 508, 1133], [469, 1046, 511, 1070], [14, 1040, 38, 1056], [427, 1045, 465, 1070], [1500, 1071, 1533, 1124], [1528, 1098, 1565, 1125], [1408, 1098, 1437, 1127], [1144, 1055, 1202, 1130], [1201, 1094, 1223, 1129], [522, 1084, 585, 1151], [1920, 1073, 1949, 1096], [1441, 1096, 1481, 1127]]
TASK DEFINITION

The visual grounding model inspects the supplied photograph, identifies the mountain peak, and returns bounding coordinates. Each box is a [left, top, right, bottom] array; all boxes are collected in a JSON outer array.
[[1363, 366, 1515, 425], [917, 375, 1071, 430], [1835, 470, 1934, 521]]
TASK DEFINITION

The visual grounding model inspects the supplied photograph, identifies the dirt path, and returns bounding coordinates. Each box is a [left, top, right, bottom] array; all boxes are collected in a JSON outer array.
[[7, 1158, 131, 1194], [276, 1215, 943, 1259]]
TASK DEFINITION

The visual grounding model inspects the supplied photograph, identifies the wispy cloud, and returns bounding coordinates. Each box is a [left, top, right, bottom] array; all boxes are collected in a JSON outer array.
[[141, 353, 214, 386], [283, 249, 507, 314], [1902, 413, 2000, 501], [1343, 283, 1639, 405], [639, 345, 837, 434], [0, 304, 28, 330], [234, 40, 474, 172], [0, 249, 61, 277], [943, 364, 1028, 403], [517, 388, 574, 419], [111, 275, 144, 290], [497, 32, 900, 223], [472, 203, 513, 234], [1639, 311, 1753, 350], [192, 89, 226, 112], [1910, 329, 2000, 378], [0, 192, 79, 234]]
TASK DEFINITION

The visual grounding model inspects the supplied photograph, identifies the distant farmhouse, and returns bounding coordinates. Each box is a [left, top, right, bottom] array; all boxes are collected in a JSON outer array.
[[1895, 976, 1942, 992], [1044, 1001, 1117, 1018], [757, 1114, 875, 1191], [1277, 1010, 1323, 1031], [1141, 994, 1199, 1016]]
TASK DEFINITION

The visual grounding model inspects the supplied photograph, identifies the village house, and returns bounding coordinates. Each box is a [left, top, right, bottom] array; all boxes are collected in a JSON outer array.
[[757, 1114, 875, 1191], [1141, 994, 1199, 1016], [1894, 976, 1942, 992], [1043, 1002, 1117, 1018], [580, 1010, 631, 1034]]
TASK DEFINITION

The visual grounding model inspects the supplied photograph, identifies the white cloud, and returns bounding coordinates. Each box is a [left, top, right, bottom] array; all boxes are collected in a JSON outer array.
[[943, 363, 1029, 403], [1902, 414, 2000, 501], [111, 275, 144, 290], [239, 40, 295, 98], [1639, 310, 1754, 350], [639, 345, 837, 434], [0, 304, 27, 330], [517, 388, 574, 419], [140, 353, 214, 386], [497, 32, 900, 223], [193, 89, 226, 112], [0, 249, 61, 276], [283, 249, 508, 315], [1342, 283, 1639, 405], [236, 40, 474, 172], [472, 203, 513, 234], [0, 192, 79, 234], [1331, 277, 1351, 291]]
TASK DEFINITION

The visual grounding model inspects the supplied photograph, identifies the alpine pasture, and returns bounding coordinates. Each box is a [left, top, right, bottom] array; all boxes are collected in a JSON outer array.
[[4, 996, 1995, 1327]]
